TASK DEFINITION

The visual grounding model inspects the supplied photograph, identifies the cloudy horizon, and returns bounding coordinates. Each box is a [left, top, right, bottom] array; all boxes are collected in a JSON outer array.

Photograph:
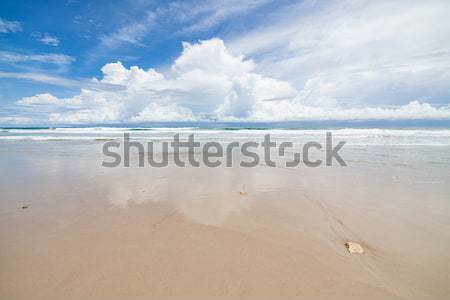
[[1, 0, 450, 125]]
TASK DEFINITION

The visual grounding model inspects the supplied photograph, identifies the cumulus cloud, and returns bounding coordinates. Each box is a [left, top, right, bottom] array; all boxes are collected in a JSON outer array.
[[250, 100, 450, 122], [99, 61, 164, 85], [9, 38, 450, 124], [130, 103, 196, 122], [17, 93, 81, 106]]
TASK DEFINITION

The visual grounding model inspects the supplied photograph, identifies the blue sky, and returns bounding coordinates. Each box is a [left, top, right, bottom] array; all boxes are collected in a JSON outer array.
[[1, 0, 450, 125]]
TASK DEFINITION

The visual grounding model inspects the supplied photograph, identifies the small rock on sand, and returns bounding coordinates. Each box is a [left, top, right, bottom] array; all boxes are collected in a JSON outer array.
[[21, 205, 29, 210], [239, 191, 248, 196], [345, 241, 364, 254]]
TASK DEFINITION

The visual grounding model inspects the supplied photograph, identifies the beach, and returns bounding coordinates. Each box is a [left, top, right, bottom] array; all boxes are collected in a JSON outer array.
[[1, 128, 450, 299]]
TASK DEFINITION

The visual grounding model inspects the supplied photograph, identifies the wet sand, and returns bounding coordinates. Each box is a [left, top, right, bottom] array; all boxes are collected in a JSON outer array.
[[1, 141, 450, 299]]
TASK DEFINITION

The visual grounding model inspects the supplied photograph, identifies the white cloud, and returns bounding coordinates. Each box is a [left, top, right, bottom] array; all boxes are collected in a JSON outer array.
[[49, 107, 121, 124], [130, 103, 196, 122], [0, 18, 21, 33], [97, 0, 269, 49], [0, 71, 79, 87], [0, 116, 33, 124], [173, 0, 270, 34], [228, 0, 450, 107], [173, 39, 255, 76], [17, 93, 81, 106], [31, 32, 60, 46], [9, 38, 450, 124], [0, 51, 74, 66], [99, 12, 156, 48], [249, 100, 450, 122], [100, 61, 164, 85], [39, 34, 60, 46]]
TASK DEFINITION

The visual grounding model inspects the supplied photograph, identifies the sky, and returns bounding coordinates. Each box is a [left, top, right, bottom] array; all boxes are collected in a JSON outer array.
[[1, 0, 450, 125]]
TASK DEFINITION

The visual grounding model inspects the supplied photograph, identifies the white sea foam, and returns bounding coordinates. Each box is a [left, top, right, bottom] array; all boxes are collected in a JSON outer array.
[[1, 127, 450, 145], [0, 135, 117, 141]]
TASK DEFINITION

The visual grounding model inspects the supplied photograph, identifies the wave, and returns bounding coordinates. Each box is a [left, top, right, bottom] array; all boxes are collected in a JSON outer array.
[[1, 127, 450, 145], [0, 136, 117, 141]]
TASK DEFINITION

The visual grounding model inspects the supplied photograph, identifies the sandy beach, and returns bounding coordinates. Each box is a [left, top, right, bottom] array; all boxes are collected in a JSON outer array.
[[1, 134, 450, 300]]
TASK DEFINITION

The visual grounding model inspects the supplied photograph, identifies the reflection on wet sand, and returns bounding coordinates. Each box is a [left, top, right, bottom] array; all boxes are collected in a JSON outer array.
[[1, 142, 450, 299]]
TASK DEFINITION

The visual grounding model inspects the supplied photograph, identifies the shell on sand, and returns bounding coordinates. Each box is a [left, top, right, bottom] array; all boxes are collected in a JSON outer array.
[[345, 241, 364, 254]]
